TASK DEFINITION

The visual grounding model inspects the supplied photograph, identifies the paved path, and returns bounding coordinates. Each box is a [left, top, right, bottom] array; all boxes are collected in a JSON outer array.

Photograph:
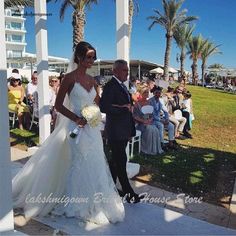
[[35, 204, 236, 235], [10, 147, 236, 234]]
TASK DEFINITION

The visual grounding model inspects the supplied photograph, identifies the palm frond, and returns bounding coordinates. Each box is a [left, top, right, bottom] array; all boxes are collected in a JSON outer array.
[[187, 34, 207, 60], [84, 0, 98, 10], [4, 0, 34, 8], [174, 24, 195, 49], [201, 41, 222, 62], [59, 0, 71, 20]]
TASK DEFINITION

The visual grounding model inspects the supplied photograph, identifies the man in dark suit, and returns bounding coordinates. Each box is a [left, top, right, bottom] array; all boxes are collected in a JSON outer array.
[[100, 59, 142, 203]]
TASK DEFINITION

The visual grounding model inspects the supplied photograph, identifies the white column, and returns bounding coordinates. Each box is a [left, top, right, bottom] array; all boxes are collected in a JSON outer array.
[[0, 3, 14, 233], [116, 1, 140, 177], [35, 0, 51, 144], [116, 0, 129, 63]]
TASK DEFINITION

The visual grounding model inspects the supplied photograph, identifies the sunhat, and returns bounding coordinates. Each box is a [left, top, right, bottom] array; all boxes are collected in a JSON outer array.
[[10, 73, 21, 80]]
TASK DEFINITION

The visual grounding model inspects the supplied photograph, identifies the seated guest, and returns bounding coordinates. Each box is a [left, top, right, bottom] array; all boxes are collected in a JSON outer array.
[[129, 76, 138, 93], [49, 76, 60, 107], [163, 87, 187, 139], [182, 91, 194, 129], [26, 71, 38, 108], [149, 85, 177, 150], [133, 86, 163, 155], [8, 73, 30, 130], [49, 76, 60, 130], [146, 79, 156, 98], [173, 87, 192, 138], [133, 82, 148, 102], [129, 77, 142, 103]]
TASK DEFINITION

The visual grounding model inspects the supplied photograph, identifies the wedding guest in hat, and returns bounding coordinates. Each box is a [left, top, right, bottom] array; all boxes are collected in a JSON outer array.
[[8, 73, 30, 130]]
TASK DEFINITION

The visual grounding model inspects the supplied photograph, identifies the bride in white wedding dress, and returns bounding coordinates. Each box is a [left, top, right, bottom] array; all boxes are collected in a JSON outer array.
[[12, 41, 125, 225]]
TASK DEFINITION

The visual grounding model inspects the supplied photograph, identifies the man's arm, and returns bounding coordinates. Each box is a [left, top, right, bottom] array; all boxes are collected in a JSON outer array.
[[100, 84, 129, 115]]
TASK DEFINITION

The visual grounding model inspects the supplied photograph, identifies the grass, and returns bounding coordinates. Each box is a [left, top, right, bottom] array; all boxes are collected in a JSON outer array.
[[132, 86, 236, 208], [191, 86, 236, 152], [10, 128, 39, 149]]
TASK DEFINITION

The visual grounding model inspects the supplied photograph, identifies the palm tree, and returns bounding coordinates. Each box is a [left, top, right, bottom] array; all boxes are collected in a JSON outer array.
[[187, 34, 207, 85], [174, 24, 194, 77], [200, 41, 222, 85], [4, 0, 34, 8], [49, 0, 98, 50], [147, 0, 197, 80]]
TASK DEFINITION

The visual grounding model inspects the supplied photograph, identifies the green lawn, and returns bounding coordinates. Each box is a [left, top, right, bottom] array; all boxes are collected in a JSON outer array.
[[132, 86, 236, 207], [10, 128, 39, 149]]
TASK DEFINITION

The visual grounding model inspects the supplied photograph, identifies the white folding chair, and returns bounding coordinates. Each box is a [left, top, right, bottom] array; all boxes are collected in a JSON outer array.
[[128, 130, 141, 159], [29, 101, 39, 130], [126, 130, 141, 179], [9, 111, 18, 129]]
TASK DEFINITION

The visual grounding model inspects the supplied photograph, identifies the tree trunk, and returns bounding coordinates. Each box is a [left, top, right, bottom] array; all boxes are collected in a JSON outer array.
[[191, 60, 198, 85], [201, 62, 206, 87], [72, 10, 85, 50], [180, 50, 185, 77], [164, 34, 172, 81]]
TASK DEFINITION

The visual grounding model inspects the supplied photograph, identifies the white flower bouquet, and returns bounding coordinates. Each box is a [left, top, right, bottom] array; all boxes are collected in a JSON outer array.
[[81, 104, 102, 128], [70, 104, 102, 138]]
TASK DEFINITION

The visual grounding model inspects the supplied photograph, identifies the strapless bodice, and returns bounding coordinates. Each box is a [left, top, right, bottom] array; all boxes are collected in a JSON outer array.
[[69, 82, 96, 116]]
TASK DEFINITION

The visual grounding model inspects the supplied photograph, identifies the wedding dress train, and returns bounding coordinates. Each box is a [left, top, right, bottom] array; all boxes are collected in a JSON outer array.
[[12, 82, 125, 224]]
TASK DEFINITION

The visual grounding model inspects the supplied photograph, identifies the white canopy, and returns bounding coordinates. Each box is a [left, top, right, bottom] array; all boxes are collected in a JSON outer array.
[[150, 67, 164, 74], [168, 67, 178, 73], [150, 66, 178, 74]]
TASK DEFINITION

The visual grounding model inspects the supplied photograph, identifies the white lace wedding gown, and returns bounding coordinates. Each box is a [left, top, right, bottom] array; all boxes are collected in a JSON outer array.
[[12, 82, 125, 225]]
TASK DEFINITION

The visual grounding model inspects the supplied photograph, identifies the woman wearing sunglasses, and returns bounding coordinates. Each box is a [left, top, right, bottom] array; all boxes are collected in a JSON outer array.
[[8, 73, 30, 130]]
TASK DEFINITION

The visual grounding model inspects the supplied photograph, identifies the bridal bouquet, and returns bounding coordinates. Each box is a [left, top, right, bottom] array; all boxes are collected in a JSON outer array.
[[70, 104, 102, 138], [81, 104, 102, 128]]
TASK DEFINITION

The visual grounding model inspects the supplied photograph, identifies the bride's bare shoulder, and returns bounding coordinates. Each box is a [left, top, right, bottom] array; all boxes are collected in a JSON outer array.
[[62, 71, 77, 85], [65, 70, 78, 79]]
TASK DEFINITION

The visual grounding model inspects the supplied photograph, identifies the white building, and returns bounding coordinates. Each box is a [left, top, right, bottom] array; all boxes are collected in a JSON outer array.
[[5, 6, 69, 79], [5, 6, 26, 68]]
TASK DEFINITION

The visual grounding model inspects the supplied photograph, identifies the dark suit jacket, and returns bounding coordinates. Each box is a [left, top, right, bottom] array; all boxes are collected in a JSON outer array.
[[100, 77, 136, 140]]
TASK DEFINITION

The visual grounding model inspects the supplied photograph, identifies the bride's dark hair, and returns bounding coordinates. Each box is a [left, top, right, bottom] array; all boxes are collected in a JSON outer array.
[[74, 41, 97, 64]]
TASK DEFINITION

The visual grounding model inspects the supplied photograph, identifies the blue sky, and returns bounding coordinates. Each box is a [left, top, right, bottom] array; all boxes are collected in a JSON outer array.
[[24, 0, 236, 73]]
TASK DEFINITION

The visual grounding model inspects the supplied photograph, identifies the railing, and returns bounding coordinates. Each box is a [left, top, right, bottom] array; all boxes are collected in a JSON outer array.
[[5, 26, 26, 31], [5, 39, 26, 43]]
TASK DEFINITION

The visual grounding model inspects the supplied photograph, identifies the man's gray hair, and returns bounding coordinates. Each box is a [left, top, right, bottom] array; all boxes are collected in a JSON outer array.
[[113, 59, 128, 70]]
